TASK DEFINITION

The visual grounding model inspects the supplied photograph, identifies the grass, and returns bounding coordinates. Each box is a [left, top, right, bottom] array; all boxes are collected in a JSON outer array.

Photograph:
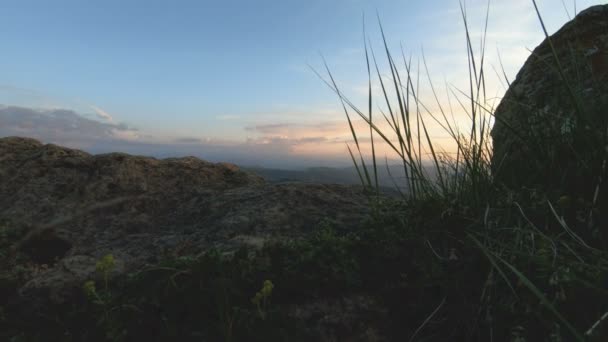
[[0, 217, 478, 341], [1, 1, 608, 341], [314, 0, 608, 340]]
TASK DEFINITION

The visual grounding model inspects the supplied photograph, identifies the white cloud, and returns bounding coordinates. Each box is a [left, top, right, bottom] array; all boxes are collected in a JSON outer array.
[[215, 114, 241, 120], [111, 128, 139, 141], [90, 105, 114, 122]]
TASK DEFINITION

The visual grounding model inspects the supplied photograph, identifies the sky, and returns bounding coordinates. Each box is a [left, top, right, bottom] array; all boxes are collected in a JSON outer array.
[[0, 0, 605, 168]]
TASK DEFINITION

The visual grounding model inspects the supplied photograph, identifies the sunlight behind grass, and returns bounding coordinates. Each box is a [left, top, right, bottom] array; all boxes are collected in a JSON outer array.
[[316, 3, 495, 207], [318, 0, 608, 339]]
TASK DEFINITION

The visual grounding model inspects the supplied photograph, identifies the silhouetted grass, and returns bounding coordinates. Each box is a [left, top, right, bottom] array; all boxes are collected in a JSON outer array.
[[316, 0, 608, 340]]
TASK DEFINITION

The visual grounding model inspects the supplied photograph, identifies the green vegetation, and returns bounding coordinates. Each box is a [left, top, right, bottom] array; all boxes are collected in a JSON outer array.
[[2, 192, 605, 340], [310, 0, 608, 339], [1, 1, 607, 341]]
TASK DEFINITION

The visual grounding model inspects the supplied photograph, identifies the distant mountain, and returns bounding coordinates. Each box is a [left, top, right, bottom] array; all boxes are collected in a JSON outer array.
[[245, 164, 440, 195]]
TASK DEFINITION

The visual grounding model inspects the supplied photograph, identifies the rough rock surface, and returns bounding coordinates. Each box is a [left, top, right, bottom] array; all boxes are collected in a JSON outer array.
[[0, 137, 370, 303], [491, 5, 608, 190]]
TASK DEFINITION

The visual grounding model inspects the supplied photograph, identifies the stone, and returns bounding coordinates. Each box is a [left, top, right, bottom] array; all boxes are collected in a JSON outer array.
[[0, 136, 370, 304], [491, 5, 608, 194]]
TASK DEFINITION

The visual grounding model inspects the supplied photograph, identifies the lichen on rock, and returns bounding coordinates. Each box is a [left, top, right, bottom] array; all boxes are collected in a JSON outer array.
[[491, 5, 608, 196]]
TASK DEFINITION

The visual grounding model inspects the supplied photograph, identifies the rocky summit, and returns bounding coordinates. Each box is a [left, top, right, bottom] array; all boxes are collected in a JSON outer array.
[[0, 137, 369, 304], [3, 5, 608, 341], [491, 5, 608, 193]]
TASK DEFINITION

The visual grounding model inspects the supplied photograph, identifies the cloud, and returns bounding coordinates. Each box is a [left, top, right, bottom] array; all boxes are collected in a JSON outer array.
[[299, 136, 328, 144], [245, 135, 330, 146], [215, 114, 241, 121], [245, 123, 290, 134], [0, 105, 443, 169], [90, 105, 114, 122], [173, 137, 202, 144], [0, 105, 358, 169], [110, 128, 139, 141], [238, 107, 345, 123], [244, 122, 346, 136], [0, 105, 137, 146]]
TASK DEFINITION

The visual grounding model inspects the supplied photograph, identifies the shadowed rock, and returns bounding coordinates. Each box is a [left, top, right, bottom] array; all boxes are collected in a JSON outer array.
[[0, 136, 370, 304], [491, 5, 608, 194]]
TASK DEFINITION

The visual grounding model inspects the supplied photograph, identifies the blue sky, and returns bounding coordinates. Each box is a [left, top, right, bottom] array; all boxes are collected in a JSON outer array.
[[0, 0, 605, 168]]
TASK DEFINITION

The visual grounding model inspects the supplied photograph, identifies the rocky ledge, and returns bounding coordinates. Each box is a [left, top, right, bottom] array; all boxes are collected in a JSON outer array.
[[0, 137, 370, 303]]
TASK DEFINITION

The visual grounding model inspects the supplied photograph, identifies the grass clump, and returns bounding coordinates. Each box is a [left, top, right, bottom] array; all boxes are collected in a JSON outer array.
[[313, 0, 608, 340], [1, 217, 468, 341]]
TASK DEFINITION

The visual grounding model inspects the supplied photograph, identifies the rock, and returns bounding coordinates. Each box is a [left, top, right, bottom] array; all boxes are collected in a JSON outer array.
[[289, 294, 388, 341], [0, 136, 370, 304], [491, 5, 608, 193]]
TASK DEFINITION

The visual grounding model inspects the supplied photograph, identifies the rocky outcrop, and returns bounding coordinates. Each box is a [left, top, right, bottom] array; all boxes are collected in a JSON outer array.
[[491, 5, 608, 193], [0, 137, 370, 303]]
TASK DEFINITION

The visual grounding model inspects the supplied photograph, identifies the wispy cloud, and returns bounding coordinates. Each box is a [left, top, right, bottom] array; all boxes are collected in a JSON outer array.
[[0, 104, 461, 168], [0, 105, 137, 145], [90, 105, 114, 122], [215, 114, 241, 121], [173, 137, 203, 144], [0, 105, 355, 168], [244, 121, 349, 136]]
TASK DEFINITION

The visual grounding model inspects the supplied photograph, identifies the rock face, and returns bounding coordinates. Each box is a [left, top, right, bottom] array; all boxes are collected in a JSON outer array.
[[0, 137, 370, 303], [491, 5, 608, 192]]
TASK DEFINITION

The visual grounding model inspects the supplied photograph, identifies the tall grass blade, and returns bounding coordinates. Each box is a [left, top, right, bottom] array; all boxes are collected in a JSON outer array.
[[408, 296, 446, 342], [530, 0, 585, 122], [491, 244, 585, 341], [363, 17, 379, 192]]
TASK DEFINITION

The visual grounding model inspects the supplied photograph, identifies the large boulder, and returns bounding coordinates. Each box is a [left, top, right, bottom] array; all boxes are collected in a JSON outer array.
[[0, 137, 370, 304], [491, 5, 608, 194]]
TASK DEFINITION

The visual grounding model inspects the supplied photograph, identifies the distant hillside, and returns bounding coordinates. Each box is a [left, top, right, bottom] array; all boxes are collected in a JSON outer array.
[[245, 164, 440, 194]]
